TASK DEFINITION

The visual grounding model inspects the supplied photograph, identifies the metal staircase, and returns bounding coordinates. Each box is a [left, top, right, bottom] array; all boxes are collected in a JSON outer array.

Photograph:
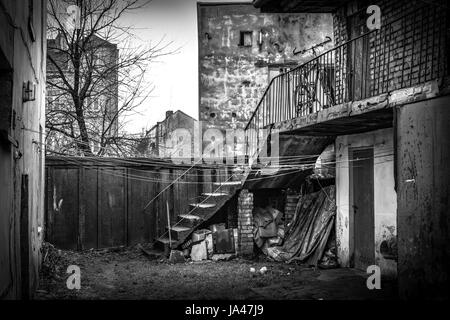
[[155, 179, 243, 251]]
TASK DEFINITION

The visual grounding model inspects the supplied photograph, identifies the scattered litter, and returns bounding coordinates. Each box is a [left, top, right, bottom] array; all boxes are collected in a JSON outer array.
[[259, 266, 268, 274], [211, 253, 236, 261], [168, 250, 185, 264], [209, 223, 226, 233], [250, 267, 256, 273], [258, 186, 336, 266], [192, 229, 211, 242]]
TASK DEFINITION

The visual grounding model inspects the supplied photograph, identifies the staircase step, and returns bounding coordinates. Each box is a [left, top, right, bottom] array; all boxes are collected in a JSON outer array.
[[154, 237, 179, 251], [189, 204, 227, 219], [213, 181, 242, 186], [189, 203, 216, 209], [202, 192, 229, 197], [179, 213, 203, 220], [156, 184, 240, 248], [178, 214, 203, 228], [167, 226, 191, 241]]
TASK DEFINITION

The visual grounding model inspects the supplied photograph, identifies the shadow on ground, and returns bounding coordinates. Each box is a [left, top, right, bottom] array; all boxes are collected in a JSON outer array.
[[35, 245, 398, 300]]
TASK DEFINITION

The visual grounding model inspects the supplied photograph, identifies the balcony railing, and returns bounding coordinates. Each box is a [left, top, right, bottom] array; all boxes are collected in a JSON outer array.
[[245, 4, 448, 157]]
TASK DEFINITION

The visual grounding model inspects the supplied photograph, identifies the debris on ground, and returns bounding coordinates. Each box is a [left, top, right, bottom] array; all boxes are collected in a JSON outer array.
[[211, 253, 236, 261], [256, 186, 336, 266], [181, 226, 238, 262], [36, 246, 397, 300], [41, 242, 70, 281], [318, 229, 338, 269]]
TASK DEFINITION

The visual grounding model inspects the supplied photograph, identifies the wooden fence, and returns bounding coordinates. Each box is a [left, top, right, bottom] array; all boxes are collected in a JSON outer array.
[[45, 156, 232, 250]]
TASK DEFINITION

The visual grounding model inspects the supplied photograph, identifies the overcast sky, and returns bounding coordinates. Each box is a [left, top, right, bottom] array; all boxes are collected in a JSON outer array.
[[119, 0, 252, 134]]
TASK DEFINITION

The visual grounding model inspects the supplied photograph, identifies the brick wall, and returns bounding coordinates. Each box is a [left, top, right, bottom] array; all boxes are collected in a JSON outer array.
[[332, 0, 448, 101], [284, 194, 299, 225], [237, 189, 254, 255], [198, 3, 334, 133]]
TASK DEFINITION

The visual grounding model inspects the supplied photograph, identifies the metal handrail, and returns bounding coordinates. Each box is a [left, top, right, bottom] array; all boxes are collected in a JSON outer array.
[[244, 4, 447, 133]]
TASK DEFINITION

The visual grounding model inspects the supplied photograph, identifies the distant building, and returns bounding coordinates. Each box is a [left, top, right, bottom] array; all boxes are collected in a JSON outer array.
[[46, 34, 119, 155], [138, 110, 197, 159], [0, 0, 47, 299], [197, 2, 334, 133]]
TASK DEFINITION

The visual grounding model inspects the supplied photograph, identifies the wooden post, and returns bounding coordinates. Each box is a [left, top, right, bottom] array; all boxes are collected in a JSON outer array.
[[166, 201, 172, 248]]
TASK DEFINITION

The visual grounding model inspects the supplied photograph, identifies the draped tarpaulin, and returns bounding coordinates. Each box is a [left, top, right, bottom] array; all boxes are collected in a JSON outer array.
[[264, 186, 336, 266]]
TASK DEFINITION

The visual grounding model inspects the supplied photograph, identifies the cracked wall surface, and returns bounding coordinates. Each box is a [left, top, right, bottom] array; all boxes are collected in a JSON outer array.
[[198, 3, 333, 133]]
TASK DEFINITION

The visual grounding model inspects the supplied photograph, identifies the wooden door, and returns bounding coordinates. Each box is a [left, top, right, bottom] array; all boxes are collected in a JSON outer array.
[[396, 97, 450, 299], [347, 9, 370, 101], [350, 148, 374, 270]]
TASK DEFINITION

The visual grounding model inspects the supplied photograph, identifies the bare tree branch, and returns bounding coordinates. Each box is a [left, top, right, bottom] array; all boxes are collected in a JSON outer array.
[[46, 0, 174, 156]]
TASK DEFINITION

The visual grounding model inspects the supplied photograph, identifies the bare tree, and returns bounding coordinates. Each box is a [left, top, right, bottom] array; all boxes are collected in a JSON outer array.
[[46, 0, 171, 156]]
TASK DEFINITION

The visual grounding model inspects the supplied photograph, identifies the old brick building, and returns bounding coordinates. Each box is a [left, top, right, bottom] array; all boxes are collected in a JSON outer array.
[[197, 2, 334, 133], [140, 110, 197, 159], [0, 0, 47, 299], [238, 0, 450, 299]]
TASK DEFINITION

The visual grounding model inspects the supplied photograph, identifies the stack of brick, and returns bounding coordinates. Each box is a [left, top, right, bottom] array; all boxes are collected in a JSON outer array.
[[284, 194, 300, 225], [237, 189, 254, 255]]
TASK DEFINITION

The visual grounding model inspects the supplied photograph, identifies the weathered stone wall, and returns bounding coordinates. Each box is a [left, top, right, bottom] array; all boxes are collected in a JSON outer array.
[[237, 189, 254, 255], [0, 0, 47, 299], [198, 3, 333, 132]]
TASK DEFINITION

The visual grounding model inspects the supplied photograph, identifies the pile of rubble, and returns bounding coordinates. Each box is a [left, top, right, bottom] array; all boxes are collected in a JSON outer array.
[[167, 223, 239, 263]]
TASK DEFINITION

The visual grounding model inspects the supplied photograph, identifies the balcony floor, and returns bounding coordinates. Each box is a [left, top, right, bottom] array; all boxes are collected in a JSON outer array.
[[284, 108, 393, 136], [270, 79, 441, 137]]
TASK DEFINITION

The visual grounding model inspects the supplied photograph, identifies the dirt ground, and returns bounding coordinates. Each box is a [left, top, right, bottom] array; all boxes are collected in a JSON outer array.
[[35, 244, 398, 300]]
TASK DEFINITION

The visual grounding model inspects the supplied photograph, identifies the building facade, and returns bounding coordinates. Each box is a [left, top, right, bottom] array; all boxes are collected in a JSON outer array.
[[139, 110, 197, 160], [0, 0, 47, 299], [198, 2, 334, 133]]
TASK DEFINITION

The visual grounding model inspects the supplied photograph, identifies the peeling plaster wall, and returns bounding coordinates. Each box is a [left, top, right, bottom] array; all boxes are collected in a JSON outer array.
[[335, 128, 397, 277], [198, 3, 333, 132]]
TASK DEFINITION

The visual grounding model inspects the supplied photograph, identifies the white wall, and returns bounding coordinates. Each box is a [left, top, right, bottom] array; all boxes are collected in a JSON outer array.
[[335, 128, 397, 277]]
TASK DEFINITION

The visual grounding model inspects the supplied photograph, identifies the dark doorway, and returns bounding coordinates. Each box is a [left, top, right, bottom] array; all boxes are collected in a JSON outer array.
[[350, 148, 374, 270], [347, 8, 370, 101], [20, 174, 30, 299]]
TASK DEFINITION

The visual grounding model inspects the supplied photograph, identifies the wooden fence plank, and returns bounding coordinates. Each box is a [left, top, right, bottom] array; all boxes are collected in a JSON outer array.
[[98, 168, 126, 248], [45, 158, 223, 249], [51, 168, 79, 250]]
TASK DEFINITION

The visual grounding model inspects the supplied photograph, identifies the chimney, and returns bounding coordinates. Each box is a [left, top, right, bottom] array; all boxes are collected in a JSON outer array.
[[166, 110, 174, 119]]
